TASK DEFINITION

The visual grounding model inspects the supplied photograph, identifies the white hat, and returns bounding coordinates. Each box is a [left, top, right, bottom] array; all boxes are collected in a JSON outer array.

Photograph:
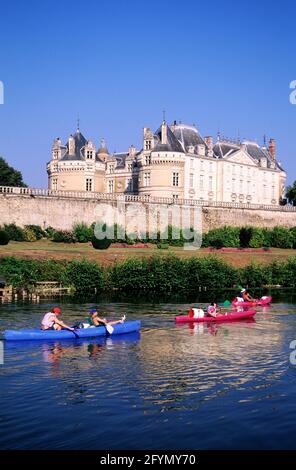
[[241, 288, 246, 293]]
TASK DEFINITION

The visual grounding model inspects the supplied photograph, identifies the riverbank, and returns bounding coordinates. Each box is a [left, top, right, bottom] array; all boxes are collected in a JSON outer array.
[[1, 254, 296, 294]]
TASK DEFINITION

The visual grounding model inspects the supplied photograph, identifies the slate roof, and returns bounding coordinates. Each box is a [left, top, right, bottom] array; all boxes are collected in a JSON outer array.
[[60, 129, 87, 161], [172, 124, 206, 153], [153, 124, 185, 153]]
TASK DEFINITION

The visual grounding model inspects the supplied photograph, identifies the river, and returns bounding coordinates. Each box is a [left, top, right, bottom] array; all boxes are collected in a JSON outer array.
[[0, 295, 296, 449]]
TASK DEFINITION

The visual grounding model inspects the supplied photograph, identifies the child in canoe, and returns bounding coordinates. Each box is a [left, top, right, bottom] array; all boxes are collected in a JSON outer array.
[[88, 308, 126, 327], [41, 307, 75, 331], [206, 303, 221, 317]]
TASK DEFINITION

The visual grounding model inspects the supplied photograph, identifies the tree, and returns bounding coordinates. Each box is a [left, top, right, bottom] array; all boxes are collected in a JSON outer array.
[[0, 157, 27, 187], [286, 181, 296, 206]]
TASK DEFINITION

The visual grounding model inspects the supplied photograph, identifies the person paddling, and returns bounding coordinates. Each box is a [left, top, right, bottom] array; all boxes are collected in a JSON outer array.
[[206, 302, 221, 317], [41, 307, 74, 331], [241, 289, 255, 302], [88, 309, 126, 327]]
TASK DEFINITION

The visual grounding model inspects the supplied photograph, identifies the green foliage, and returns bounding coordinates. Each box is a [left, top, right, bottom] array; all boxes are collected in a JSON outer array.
[[249, 227, 266, 248], [25, 225, 45, 240], [0, 157, 27, 187], [65, 259, 103, 292], [0, 230, 10, 245], [52, 230, 77, 243], [269, 226, 293, 249], [239, 227, 253, 248], [286, 181, 296, 206], [91, 236, 112, 250], [157, 242, 169, 249], [202, 226, 240, 248], [73, 223, 93, 243], [23, 226, 37, 242], [3, 224, 25, 241], [239, 262, 272, 288]]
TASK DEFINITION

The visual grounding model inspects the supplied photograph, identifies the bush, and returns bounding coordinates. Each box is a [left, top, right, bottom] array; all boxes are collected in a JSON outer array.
[[73, 223, 93, 243], [270, 226, 293, 249], [0, 230, 10, 245], [52, 230, 77, 243], [3, 223, 25, 241], [91, 236, 112, 250], [44, 226, 56, 239], [65, 259, 104, 292], [25, 225, 45, 240], [239, 227, 253, 248], [202, 226, 240, 248], [23, 226, 37, 242], [249, 227, 265, 248]]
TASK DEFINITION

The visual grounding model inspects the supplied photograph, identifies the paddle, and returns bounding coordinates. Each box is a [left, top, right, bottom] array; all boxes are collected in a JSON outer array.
[[105, 324, 114, 335]]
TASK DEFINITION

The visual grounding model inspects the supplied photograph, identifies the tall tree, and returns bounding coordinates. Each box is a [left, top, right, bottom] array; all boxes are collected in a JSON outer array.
[[0, 157, 27, 187], [286, 181, 296, 206]]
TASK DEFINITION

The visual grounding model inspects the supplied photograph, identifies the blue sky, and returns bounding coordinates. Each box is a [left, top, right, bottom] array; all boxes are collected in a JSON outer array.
[[0, 0, 296, 187]]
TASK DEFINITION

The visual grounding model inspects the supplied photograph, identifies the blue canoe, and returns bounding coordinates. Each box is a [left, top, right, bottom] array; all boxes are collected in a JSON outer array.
[[4, 320, 141, 341]]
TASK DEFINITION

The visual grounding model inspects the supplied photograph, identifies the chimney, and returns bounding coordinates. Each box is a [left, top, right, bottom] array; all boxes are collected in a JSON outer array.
[[268, 138, 276, 161], [205, 136, 213, 150], [161, 121, 167, 145], [129, 145, 136, 157]]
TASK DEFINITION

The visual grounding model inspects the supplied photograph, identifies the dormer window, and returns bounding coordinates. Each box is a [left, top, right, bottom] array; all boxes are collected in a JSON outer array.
[[145, 140, 152, 150], [53, 149, 59, 160], [128, 163, 133, 172], [109, 164, 115, 174], [86, 150, 93, 159], [145, 155, 151, 165]]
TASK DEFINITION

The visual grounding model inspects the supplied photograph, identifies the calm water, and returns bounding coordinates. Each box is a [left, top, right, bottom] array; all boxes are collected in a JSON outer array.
[[0, 298, 296, 450]]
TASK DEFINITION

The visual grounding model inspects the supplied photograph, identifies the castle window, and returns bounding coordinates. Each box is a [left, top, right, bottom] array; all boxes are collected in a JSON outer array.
[[144, 172, 150, 187], [128, 163, 133, 172], [232, 178, 236, 192], [209, 175, 213, 191], [52, 178, 58, 190], [145, 140, 152, 150], [173, 194, 179, 200], [108, 180, 114, 193], [199, 175, 204, 190], [190, 158, 194, 169], [190, 173, 194, 188], [200, 160, 204, 172], [145, 155, 151, 165], [86, 178, 93, 191], [109, 164, 115, 174], [172, 172, 179, 187], [86, 151, 93, 159], [53, 150, 59, 159], [126, 178, 133, 192], [239, 179, 243, 192]]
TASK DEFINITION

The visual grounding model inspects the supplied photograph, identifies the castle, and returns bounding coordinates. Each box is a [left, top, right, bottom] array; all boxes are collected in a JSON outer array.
[[47, 120, 286, 205]]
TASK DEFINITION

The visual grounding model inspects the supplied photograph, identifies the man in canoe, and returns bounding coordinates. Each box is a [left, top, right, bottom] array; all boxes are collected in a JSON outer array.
[[241, 289, 256, 303], [88, 309, 126, 327], [41, 307, 75, 331]]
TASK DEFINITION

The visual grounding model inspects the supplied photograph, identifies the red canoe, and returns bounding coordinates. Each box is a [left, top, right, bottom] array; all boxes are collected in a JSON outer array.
[[231, 296, 272, 307], [175, 309, 256, 323]]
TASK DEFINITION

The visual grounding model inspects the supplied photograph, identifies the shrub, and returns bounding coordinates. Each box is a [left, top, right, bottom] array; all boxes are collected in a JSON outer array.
[[239, 262, 272, 288], [91, 236, 112, 250], [157, 242, 169, 249], [3, 223, 25, 241], [65, 259, 104, 292], [270, 226, 293, 249], [23, 226, 37, 242], [44, 226, 56, 239], [202, 226, 240, 248], [239, 227, 253, 248], [73, 223, 93, 243], [0, 230, 9, 245], [52, 230, 77, 243], [249, 227, 265, 248], [25, 225, 45, 240]]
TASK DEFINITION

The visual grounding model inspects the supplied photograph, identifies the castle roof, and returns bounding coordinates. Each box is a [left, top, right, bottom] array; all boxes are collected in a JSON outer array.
[[153, 124, 185, 153], [172, 123, 206, 153], [61, 129, 88, 161]]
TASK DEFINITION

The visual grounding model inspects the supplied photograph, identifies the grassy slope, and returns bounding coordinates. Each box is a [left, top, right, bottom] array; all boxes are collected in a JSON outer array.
[[0, 240, 296, 268]]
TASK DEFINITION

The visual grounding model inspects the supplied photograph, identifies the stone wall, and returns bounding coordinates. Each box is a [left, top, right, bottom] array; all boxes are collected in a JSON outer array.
[[0, 193, 296, 233]]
